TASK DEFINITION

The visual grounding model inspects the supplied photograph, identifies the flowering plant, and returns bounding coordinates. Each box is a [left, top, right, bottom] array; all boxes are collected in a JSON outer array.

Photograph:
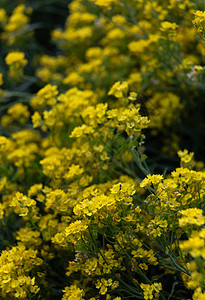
[[0, 1, 205, 299]]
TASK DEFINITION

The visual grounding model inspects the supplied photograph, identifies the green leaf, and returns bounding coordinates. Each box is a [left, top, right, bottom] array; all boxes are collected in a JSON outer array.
[[140, 154, 147, 162]]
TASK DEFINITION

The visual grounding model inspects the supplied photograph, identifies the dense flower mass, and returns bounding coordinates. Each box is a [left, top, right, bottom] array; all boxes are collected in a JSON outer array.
[[0, 0, 205, 299]]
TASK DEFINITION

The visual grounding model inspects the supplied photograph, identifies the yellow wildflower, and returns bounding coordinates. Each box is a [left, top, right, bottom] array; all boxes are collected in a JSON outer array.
[[193, 10, 205, 32], [90, 0, 117, 9], [140, 174, 163, 188], [0, 73, 3, 85], [108, 81, 128, 98], [179, 208, 205, 227], [5, 51, 27, 67], [62, 285, 84, 300], [5, 51, 27, 79], [140, 282, 162, 300], [37, 84, 58, 106]]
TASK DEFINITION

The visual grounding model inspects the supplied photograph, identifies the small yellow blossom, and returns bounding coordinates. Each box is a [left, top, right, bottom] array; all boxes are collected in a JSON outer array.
[[160, 21, 178, 31], [140, 174, 163, 188], [5, 51, 27, 67], [5, 103, 30, 125], [0, 73, 3, 85], [0, 203, 4, 219], [140, 282, 162, 300], [64, 220, 89, 242], [90, 0, 117, 9], [32, 112, 42, 128], [62, 285, 84, 300], [5, 51, 27, 79], [179, 208, 205, 227], [128, 39, 151, 54], [37, 84, 58, 106], [108, 81, 128, 98], [178, 149, 194, 168], [193, 10, 205, 32], [9, 192, 36, 217], [0, 8, 7, 24]]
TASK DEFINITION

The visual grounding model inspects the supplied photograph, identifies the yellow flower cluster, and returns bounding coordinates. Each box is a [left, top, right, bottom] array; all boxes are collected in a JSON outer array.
[[0, 244, 42, 298], [140, 283, 162, 300], [178, 149, 195, 168], [1, 4, 32, 45], [1, 103, 30, 126], [5, 51, 27, 67], [193, 10, 205, 33], [5, 51, 27, 79], [62, 284, 85, 300], [0, 73, 3, 85], [180, 228, 205, 296], [179, 208, 205, 227]]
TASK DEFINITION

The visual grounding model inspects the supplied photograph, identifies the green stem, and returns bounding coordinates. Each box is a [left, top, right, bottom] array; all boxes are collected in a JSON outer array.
[[111, 229, 152, 284]]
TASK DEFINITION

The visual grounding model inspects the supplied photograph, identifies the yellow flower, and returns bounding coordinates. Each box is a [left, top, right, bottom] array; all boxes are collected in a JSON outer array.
[[128, 92, 138, 101], [193, 10, 205, 32], [0, 203, 4, 219], [193, 288, 205, 300], [64, 220, 89, 242], [140, 283, 162, 300], [32, 112, 42, 128], [62, 285, 84, 300], [178, 149, 194, 168], [179, 208, 205, 227], [140, 174, 163, 188], [0, 8, 7, 24], [90, 0, 117, 9], [37, 84, 58, 106], [9, 192, 36, 217], [0, 73, 3, 85], [64, 164, 84, 180], [128, 39, 151, 54], [160, 21, 178, 31], [6, 103, 30, 125], [5, 51, 27, 79], [70, 124, 94, 138], [5, 51, 27, 67], [108, 81, 128, 98], [0, 245, 42, 298]]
